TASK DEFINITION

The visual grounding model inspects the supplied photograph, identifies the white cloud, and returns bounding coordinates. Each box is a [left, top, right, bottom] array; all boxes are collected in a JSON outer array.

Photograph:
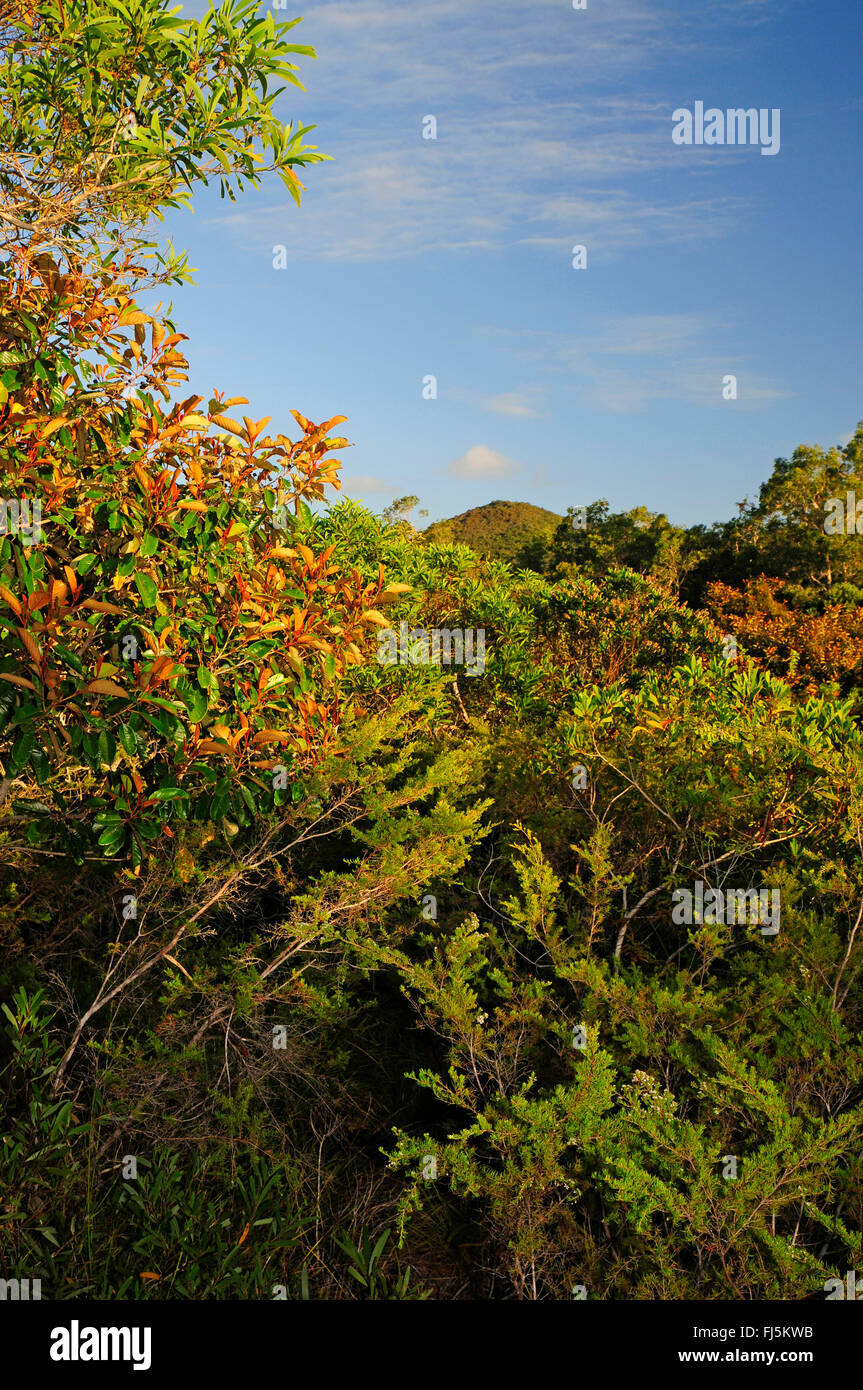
[[446, 445, 523, 478], [481, 392, 540, 417]]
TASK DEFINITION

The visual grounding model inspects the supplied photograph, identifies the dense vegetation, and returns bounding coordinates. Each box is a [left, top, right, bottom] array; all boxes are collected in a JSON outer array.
[[423, 499, 563, 569], [2, 0, 862, 1302]]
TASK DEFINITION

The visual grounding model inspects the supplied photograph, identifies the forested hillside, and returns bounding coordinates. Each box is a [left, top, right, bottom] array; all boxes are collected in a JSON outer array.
[[422, 499, 562, 568], [2, 0, 862, 1304]]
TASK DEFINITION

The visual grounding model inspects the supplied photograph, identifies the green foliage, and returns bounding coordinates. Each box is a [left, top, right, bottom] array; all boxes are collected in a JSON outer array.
[[682, 422, 863, 607], [549, 500, 690, 595], [4, 0, 863, 1308], [333, 1228, 428, 1300], [0, 0, 326, 249], [0, 0, 373, 865], [424, 499, 562, 568], [6, 470, 863, 1298]]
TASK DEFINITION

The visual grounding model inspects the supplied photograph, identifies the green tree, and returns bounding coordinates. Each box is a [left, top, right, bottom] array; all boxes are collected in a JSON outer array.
[[683, 425, 863, 608], [0, 0, 326, 255], [381, 494, 420, 528], [749, 426, 863, 591], [550, 501, 685, 586], [0, 0, 377, 863]]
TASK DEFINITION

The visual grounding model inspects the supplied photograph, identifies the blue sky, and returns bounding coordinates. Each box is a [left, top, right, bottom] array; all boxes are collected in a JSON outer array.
[[161, 0, 863, 528]]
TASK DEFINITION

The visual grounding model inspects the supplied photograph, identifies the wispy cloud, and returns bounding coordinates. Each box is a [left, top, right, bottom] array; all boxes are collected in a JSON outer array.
[[481, 316, 788, 412], [448, 386, 544, 417], [199, 0, 775, 261], [446, 444, 524, 479], [215, 115, 745, 262], [480, 392, 542, 418]]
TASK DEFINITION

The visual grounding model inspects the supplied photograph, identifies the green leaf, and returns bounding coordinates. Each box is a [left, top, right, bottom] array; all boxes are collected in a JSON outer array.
[[98, 730, 117, 765], [141, 709, 173, 737], [12, 799, 52, 815], [182, 687, 208, 722], [119, 723, 138, 756], [134, 572, 158, 606], [150, 786, 188, 802], [9, 728, 35, 774], [30, 746, 50, 784], [98, 825, 126, 848]]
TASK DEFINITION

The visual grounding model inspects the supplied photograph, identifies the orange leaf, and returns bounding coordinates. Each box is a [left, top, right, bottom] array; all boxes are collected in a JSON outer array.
[[80, 599, 125, 615], [149, 655, 179, 681], [243, 416, 271, 441], [133, 463, 152, 494], [18, 627, 41, 663], [211, 415, 246, 438], [37, 416, 70, 442], [87, 678, 128, 697], [0, 584, 23, 619]]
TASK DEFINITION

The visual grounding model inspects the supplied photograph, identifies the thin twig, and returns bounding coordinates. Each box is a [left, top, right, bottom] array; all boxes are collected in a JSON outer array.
[[832, 895, 863, 1010]]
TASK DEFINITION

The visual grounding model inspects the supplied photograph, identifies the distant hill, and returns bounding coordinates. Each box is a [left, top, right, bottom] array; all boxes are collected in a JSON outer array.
[[422, 500, 563, 566]]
